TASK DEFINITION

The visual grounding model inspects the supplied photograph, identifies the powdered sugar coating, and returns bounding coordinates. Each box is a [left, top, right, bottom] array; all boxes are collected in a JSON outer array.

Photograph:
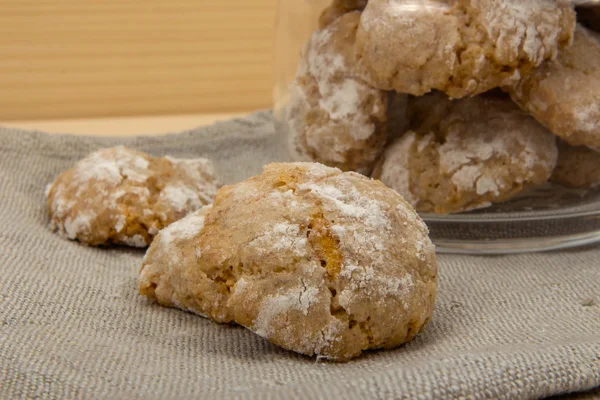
[[159, 184, 203, 213], [509, 25, 600, 148], [373, 93, 558, 214], [47, 146, 220, 247], [252, 284, 322, 339], [287, 12, 388, 174], [469, 0, 574, 65], [157, 206, 211, 249], [354, 0, 575, 98], [139, 162, 437, 361]]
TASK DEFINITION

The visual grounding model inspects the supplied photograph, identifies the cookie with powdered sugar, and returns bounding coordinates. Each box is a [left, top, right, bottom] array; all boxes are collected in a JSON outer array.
[[47, 146, 219, 247], [373, 93, 558, 214], [139, 162, 437, 361], [509, 25, 600, 149], [287, 11, 388, 175], [355, 0, 575, 98]]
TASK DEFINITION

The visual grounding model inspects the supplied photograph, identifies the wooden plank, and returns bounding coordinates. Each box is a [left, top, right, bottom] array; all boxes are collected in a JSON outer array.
[[0, 0, 277, 120], [2, 113, 247, 136]]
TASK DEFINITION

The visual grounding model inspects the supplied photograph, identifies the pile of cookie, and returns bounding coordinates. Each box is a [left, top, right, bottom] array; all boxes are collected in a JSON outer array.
[[47, 153, 438, 361], [287, 0, 600, 214]]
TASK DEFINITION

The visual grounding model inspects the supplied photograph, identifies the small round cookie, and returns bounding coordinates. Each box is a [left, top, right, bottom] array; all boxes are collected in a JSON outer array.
[[551, 140, 600, 189], [354, 0, 576, 98], [287, 11, 388, 175], [372, 93, 558, 214], [47, 146, 219, 247], [139, 162, 437, 361], [509, 25, 600, 148], [319, 0, 368, 28]]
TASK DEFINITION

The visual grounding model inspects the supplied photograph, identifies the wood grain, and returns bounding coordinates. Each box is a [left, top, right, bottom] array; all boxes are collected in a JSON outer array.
[[0, 0, 277, 120], [2, 113, 247, 136], [273, 0, 329, 114]]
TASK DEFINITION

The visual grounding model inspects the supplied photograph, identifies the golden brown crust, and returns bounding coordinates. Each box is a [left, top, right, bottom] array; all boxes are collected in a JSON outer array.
[[47, 146, 219, 247], [139, 162, 438, 361]]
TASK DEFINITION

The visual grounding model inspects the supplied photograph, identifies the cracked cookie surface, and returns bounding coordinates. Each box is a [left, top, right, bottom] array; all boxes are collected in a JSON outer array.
[[372, 93, 558, 214], [47, 146, 219, 247], [287, 12, 388, 174], [139, 162, 437, 361], [354, 0, 575, 98], [509, 25, 600, 148]]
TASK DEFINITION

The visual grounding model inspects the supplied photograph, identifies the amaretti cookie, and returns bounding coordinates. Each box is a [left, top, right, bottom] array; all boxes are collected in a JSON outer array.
[[47, 146, 219, 247], [287, 11, 388, 175], [509, 25, 600, 148], [139, 162, 437, 361], [355, 0, 575, 98], [373, 93, 558, 214]]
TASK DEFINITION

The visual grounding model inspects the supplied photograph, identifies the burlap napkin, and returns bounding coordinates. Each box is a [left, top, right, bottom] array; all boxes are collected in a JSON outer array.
[[1, 112, 599, 399]]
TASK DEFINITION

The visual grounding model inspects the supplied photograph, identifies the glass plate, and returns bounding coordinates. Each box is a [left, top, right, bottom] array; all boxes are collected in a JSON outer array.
[[423, 184, 600, 254]]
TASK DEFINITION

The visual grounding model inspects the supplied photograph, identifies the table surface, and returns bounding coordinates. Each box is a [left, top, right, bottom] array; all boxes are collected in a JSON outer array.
[[2, 114, 599, 399], [1, 113, 246, 136]]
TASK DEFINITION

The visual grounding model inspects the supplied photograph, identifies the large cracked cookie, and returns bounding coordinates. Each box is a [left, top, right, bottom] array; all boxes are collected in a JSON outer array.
[[139, 162, 438, 361], [509, 25, 600, 149], [355, 0, 575, 98]]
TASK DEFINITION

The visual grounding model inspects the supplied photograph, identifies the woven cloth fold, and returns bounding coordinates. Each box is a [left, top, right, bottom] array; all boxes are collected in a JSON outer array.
[[1, 112, 599, 399]]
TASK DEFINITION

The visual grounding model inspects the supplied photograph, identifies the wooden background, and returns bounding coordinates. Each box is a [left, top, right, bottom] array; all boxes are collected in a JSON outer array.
[[0, 0, 281, 121]]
